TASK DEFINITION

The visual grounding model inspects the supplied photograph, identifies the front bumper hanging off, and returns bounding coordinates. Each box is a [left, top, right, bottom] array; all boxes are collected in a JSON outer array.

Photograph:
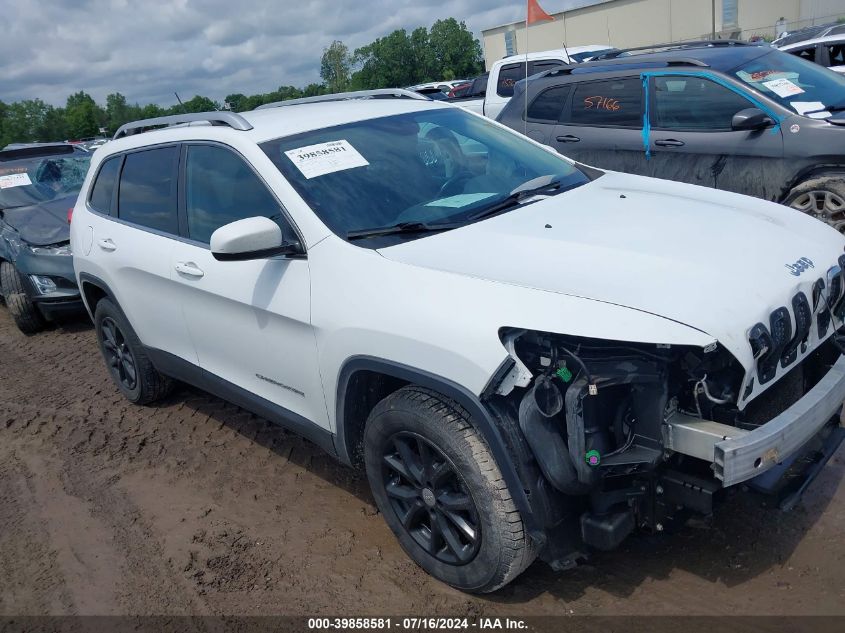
[[664, 354, 845, 488]]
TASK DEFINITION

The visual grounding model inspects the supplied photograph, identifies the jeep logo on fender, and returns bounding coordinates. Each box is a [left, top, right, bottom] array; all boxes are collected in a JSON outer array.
[[785, 257, 814, 277]]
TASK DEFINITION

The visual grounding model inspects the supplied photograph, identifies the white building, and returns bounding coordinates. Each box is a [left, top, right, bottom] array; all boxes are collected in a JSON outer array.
[[481, 0, 845, 69]]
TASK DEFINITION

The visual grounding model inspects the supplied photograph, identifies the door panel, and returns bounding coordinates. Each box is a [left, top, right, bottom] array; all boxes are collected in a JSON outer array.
[[89, 146, 195, 363], [553, 76, 646, 173], [172, 143, 328, 429], [645, 75, 785, 199], [170, 246, 328, 428]]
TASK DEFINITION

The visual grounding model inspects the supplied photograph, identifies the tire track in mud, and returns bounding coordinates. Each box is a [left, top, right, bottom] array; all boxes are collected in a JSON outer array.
[[1, 309, 844, 616]]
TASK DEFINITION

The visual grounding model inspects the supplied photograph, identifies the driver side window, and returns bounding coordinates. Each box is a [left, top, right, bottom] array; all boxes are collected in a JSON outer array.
[[653, 76, 753, 131], [184, 144, 289, 244]]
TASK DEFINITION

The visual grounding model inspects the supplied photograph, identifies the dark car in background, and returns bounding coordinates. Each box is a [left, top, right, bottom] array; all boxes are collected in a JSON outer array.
[[447, 73, 488, 100], [496, 41, 845, 231], [0, 144, 91, 333]]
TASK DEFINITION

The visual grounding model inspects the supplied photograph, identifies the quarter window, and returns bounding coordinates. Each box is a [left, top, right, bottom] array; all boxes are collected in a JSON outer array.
[[185, 145, 284, 244], [117, 147, 178, 234], [569, 78, 642, 127], [653, 76, 752, 130], [527, 86, 571, 121], [88, 156, 120, 214]]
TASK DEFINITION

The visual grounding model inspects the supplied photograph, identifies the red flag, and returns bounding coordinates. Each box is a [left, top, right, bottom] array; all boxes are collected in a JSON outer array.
[[527, 0, 554, 24]]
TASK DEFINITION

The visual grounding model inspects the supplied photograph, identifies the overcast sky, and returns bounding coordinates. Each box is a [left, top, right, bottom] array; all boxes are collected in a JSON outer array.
[[1, 0, 580, 108]]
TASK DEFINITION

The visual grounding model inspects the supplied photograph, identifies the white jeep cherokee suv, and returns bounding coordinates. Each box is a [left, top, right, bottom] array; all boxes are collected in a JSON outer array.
[[71, 89, 845, 593]]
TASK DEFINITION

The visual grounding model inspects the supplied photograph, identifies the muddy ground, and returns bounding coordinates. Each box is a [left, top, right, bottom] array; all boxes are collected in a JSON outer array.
[[0, 308, 843, 618]]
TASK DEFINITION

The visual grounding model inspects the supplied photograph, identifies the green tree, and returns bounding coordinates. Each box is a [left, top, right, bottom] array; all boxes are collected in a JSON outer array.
[[38, 106, 68, 141], [428, 18, 483, 80], [105, 92, 132, 132], [320, 40, 352, 93], [350, 18, 484, 90], [180, 95, 219, 113], [302, 83, 325, 98], [65, 91, 101, 138], [353, 29, 417, 89], [409, 27, 434, 82], [223, 93, 248, 112]]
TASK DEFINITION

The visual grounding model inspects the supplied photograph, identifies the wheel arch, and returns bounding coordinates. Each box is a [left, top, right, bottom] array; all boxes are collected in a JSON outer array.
[[781, 164, 845, 202], [78, 272, 116, 320], [334, 355, 542, 538]]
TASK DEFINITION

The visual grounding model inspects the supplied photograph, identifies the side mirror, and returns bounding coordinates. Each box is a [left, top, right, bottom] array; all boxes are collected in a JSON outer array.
[[732, 108, 775, 131], [210, 216, 303, 261]]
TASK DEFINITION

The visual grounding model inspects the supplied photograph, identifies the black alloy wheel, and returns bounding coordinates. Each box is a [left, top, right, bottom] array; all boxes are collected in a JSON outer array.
[[381, 431, 481, 565], [100, 316, 138, 390]]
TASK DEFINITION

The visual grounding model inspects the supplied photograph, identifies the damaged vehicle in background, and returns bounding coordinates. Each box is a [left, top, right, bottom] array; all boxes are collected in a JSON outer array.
[[497, 41, 845, 231], [72, 95, 845, 593], [0, 144, 90, 333]]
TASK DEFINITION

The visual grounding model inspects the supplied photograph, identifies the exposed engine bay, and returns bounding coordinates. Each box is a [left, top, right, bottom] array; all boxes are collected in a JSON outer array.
[[484, 328, 844, 569]]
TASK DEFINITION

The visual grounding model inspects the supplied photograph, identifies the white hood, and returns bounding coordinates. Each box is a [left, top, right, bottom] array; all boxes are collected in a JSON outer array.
[[379, 172, 845, 401]]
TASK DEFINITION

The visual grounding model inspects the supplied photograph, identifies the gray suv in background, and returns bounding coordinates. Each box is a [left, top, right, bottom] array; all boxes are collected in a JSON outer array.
[[497, 41, 845, 231]]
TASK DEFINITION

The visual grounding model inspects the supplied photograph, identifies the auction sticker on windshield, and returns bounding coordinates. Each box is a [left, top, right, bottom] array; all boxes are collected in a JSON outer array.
[[284, 140, 369, 179], [0, 173, 32, 189], [426, 193, 497, 208], [762, 78, 805, 98]]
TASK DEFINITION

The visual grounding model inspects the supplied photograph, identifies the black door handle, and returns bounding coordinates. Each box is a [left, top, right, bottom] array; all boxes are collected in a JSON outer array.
[[556, 135, 581, 143], [654, 139, 685, 147]]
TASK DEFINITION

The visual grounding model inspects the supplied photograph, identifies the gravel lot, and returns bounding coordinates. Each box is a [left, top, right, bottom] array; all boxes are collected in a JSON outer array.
[[1, 308, 844, 617]]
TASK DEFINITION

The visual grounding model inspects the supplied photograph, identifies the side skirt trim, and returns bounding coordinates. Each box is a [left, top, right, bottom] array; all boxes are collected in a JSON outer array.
[[145, 347, 337, 457]]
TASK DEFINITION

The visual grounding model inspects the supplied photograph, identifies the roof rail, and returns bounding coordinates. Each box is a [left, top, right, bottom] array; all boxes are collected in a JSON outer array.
[[540, 56, 709, 80], [113, 111, 253, 140], [255, 88, 429, 110], [592, 39, 752, 60]]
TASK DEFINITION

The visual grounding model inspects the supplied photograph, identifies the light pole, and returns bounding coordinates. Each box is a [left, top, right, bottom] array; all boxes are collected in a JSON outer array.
[[711, 0, 716, 39]]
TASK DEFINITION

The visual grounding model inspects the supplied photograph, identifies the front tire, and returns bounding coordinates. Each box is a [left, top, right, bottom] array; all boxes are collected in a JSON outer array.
[[93, 298, 173, 404], [364, 386, 536, 593], [784, 176, 845, 232], [0, 262, 45, 334]]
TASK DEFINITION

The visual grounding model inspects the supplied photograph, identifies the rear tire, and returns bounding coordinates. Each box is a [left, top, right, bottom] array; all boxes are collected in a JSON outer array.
[[93, 298, 173, 404], [0, 262, 45, 334], [364, 386, 537, 593], [784, 176, 845, 232]]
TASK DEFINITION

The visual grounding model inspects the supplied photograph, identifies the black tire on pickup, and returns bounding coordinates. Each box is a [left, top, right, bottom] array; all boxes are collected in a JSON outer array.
[[93, 298, 173, 404], [0, 261, 46, 334], [364, 386, 537, 593], [784, 176, 845, 233]]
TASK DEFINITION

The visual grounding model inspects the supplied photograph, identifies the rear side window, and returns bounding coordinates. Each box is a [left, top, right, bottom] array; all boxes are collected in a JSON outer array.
[[88, 156, 120, 213], [498, 60, 564, 98], [788, 45, 816, 62], [531, 60, 564, 74], [828, 42, 845, 66], [569, 77, 643, 127], [185, 145, 284, 243], [497, 63, 525, 97], [527, 86, 571, 122], [117, 146, 178, 234], [471, 75, 488, 96], [653, 76, 752, 131]]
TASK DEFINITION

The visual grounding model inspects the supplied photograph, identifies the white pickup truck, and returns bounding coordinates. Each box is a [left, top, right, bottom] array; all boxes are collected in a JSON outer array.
[[452, 45, 612, 119]]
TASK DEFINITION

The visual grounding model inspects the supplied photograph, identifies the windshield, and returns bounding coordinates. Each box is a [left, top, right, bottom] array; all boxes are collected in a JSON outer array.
[[733, 49, 845, 118], [261, 107, 589, 245], [0, 153, 91, 210]]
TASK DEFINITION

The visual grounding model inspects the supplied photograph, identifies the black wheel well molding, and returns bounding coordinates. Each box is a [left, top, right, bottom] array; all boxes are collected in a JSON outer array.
[[334, 355, 542, 539]]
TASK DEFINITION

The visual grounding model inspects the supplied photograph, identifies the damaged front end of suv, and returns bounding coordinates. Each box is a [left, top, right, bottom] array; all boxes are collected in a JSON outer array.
[[484, 317, 845, 570]]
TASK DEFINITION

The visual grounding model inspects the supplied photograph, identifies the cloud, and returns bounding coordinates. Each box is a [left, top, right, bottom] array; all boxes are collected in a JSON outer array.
[[0, 0, 550, 107]]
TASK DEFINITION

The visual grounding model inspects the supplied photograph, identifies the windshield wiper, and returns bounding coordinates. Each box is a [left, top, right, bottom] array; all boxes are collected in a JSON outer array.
[[466, 174, 563, 222], [347, 175, 568, 240], [805, 100, 845, 115], [347, 220, 462, 240]]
